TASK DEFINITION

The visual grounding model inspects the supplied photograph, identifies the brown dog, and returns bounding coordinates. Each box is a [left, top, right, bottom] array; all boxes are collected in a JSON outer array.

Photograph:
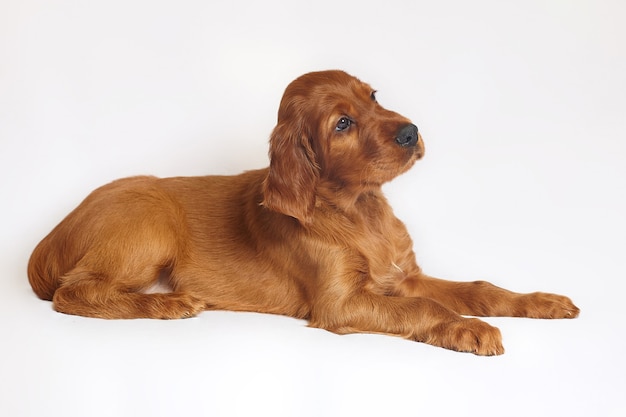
[[28, 70, 579, 355]]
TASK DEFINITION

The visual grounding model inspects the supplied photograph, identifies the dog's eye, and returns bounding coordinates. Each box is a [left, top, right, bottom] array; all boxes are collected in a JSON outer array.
[[370, 91, 377, 102], [335, 117, 352, 132]]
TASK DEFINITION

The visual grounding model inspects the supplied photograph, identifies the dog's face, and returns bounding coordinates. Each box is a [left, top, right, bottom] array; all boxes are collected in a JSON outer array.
[[319, 73, 424, 188], [263, 70, 424, 222]]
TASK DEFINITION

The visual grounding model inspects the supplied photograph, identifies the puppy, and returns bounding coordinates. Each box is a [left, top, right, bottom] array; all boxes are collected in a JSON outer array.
[[28, 70, 579, 355]]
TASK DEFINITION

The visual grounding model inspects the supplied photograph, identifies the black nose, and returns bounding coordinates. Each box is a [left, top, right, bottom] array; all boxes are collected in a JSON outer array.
[[395, 124, 419, 147]]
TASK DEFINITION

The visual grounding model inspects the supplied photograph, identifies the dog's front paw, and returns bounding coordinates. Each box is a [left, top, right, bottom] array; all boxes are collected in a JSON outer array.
[[425, 318, 504, 356], [517, 292, 580, 319]]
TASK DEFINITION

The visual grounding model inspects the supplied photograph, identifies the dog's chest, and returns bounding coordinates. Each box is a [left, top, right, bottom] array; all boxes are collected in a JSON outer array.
[[316, 192, 410, 291], [348, 205, 408, 290], [358, 223, 405, 289]]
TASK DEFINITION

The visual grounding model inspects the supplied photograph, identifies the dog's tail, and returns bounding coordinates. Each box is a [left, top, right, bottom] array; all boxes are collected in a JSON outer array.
[[27, 231, 68, 301]]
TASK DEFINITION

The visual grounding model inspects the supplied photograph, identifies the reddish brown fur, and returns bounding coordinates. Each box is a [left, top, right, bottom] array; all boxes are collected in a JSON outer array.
[[28, 70, 579, 355]]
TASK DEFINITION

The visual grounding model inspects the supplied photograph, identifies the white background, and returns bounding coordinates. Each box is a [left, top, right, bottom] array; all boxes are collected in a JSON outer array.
[[1, 0, 625, 416]]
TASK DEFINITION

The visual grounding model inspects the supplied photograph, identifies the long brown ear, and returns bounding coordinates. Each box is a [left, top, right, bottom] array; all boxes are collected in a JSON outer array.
[[262, 120, 319, 224]]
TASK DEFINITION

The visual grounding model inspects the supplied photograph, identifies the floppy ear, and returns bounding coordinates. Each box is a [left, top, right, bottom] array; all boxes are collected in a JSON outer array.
[[262, 120, 320, 224]]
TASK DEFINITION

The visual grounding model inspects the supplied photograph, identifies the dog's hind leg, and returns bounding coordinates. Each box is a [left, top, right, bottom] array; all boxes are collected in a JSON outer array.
[[52, 265, 206, 319]]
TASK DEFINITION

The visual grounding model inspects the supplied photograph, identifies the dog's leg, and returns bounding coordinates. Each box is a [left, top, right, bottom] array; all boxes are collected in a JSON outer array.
[[310, 292, 504, 355], [394, 275, 580, 319], [52, 267, 206, 319]]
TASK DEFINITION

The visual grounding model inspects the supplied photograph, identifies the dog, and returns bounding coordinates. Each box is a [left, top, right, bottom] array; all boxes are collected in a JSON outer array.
[[28, 70, 579, 355]]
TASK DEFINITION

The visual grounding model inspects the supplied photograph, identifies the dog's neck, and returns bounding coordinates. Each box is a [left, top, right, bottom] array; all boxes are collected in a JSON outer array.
[[315, 179, 385, 217]]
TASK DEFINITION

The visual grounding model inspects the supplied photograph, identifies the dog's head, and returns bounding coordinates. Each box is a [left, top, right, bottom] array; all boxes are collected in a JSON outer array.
[[262, 70, 424, 224]]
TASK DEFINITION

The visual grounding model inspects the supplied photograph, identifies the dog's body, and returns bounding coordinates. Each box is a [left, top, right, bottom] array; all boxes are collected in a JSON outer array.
[[28, 70, 579, 355]]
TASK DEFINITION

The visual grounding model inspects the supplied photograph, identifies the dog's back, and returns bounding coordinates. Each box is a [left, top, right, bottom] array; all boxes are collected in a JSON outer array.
[[27, 169, 311, 318]]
